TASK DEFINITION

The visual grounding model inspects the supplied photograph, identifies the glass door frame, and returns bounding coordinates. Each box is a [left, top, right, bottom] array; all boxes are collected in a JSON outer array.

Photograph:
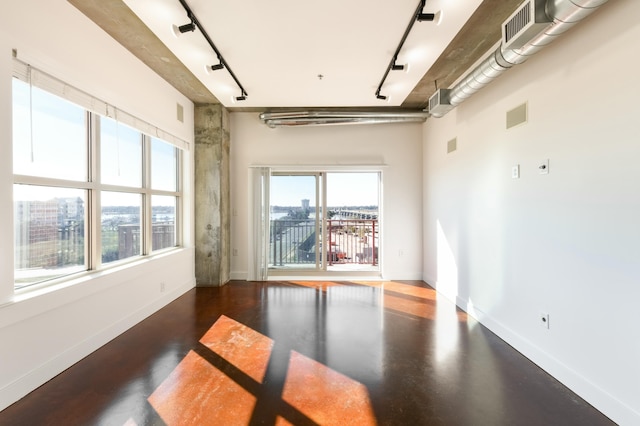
[[268, 171, 326, 272], [261, 165, 384, 280]]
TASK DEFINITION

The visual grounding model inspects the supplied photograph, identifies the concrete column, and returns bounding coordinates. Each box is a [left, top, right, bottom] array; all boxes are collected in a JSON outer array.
[[194, 104, 230, 286]]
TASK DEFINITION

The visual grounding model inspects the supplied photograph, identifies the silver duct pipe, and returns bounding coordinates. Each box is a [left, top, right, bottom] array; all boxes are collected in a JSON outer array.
[[259, 110, 429, 128], [435, 0, 609, 116]]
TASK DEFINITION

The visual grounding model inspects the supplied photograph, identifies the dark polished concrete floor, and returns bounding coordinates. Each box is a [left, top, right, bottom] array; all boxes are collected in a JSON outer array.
[[0, 280, 613, 425]]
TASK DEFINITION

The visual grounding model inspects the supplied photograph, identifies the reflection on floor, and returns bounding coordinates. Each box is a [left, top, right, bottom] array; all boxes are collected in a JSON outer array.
[[149, 315, 374, 425], [148, 315, 274, 425], [0, 280, 614, 425]]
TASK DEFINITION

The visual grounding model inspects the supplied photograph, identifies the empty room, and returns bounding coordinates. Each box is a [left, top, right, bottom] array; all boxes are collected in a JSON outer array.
[[0, 0, 637, 424]]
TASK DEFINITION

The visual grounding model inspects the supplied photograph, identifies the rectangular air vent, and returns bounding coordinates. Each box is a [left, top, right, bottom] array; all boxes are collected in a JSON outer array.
[[506, 102, 528, 129], [447, 138, 457, 154], [176, 102, 184, 123], [428, 89, 454, 117], [502, 0, 551, 50]]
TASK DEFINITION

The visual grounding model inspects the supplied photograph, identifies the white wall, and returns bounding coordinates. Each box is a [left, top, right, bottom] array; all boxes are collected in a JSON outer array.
[[422, 1, 640, 424], [230, 113, 423, 280], [0, 0, 196, 410]]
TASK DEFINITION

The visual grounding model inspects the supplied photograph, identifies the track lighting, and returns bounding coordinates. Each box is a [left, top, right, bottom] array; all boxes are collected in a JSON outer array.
[[235, 90, 247, 102], [172, 21, 195, 37], [178, 22, 196, 32], [376, 0, 436, 101], [174, 1, 247, 102], [417, 13, 435, 22]]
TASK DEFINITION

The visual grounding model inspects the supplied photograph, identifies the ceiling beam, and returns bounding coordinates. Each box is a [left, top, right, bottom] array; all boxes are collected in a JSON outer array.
[[402, 0, 523, 109], [68, 0, 220, 105]]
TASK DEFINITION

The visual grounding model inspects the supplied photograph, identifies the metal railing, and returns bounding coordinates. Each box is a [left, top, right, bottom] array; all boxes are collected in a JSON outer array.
[[327, 219, 377, 266], [269, 219, 378, 267]]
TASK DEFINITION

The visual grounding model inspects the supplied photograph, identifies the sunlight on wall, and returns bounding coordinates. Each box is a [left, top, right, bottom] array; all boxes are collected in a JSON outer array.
[[434, 294, 461, 365], [436, 220, 459, 301]]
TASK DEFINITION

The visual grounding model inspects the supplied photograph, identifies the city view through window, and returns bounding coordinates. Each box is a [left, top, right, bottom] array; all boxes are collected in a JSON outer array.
[[12, 77, 180, 289], [269, 172, 379, 271]]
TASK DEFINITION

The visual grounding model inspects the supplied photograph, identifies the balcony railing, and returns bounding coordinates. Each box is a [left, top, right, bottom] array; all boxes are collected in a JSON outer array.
[[269, 219, 378, 267], [327, 219, 377, 266]]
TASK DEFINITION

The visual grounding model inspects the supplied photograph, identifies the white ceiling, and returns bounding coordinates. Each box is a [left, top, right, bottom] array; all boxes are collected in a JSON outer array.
[[124, 0, 483, 108]]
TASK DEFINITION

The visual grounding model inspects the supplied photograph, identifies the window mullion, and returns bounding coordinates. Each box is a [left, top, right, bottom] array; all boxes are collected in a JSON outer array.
[[90, 112, 101, 271], [142, 135, 152, 256], [176, 149, 183, 247]]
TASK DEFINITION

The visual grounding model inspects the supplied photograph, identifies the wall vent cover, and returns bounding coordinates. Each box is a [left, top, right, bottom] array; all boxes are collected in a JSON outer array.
[[176, 103, 184, 123], [447, 138, 457, 154], [502, 0, 551, 50], [506, 102, 528, 129]]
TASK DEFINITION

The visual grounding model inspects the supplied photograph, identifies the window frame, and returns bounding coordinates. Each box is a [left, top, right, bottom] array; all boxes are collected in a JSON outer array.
[[12, 63, 186, 291]]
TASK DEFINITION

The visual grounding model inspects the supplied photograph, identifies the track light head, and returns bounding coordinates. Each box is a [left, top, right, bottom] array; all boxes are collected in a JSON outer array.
[[178, 22, 196, 33], [172, 21, 196, 37], [376, 94, 387, 100], [235, 94, 247, 101], [417, 13, 435, 22], [209, 63, 224, 71], [391, 63, 405, 71]]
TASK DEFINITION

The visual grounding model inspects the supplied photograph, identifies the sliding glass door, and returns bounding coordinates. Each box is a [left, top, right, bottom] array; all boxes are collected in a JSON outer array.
[[269, 173, 324, 270], [267, 171, 380, 275]]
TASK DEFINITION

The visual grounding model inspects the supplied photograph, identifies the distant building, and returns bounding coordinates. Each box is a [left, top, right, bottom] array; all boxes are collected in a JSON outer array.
[[118, 223, 175, 259], [301, 199, 310, 210], [14, 197, 84, 269], [15, 196, 175, 270]]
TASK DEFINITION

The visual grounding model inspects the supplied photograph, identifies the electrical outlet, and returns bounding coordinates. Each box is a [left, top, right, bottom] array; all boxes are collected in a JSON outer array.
[[538, 159, 549, 174], [160, 282, 166, 293], [232, 248, 238, 256], [540, 312, 550, 329], [512, 165, 520, 179]]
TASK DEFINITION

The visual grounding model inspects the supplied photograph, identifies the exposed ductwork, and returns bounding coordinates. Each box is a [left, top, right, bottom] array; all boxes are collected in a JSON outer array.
[[259, 110, 429, 128], [260, 0, 609, 127], [430, 0, 610, 117]]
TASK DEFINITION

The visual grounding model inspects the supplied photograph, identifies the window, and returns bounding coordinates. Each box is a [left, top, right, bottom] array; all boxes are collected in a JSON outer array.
[[13, 185, 86, 287], [12, 66, 185, 290], [151, 137, 178, 192], [150, 138, 179, 252], [100, 116, 142, 188], [152, 195, 176, 251], [12, 80, 87, 181], [101, 192, 142, 264]]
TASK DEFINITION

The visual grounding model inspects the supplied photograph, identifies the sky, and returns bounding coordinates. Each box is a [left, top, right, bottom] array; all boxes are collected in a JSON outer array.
[[12, 79, 177, 206], [270, 172, 379, 207]]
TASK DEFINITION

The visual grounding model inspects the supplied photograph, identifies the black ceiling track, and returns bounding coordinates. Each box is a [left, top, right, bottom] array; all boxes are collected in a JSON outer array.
[[177, 0, 248, 100]]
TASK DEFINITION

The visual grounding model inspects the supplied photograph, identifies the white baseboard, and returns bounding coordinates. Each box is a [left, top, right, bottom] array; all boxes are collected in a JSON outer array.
[[230, 271, 248, 280], [449, 291, 639, 426], [0, 279, 194, 411]]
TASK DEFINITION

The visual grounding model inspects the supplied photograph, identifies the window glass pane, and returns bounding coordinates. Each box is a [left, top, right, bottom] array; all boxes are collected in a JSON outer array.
[[100, 117, 142, 187], [12, 79, 87, 181], [101, 192, 141, 264], [151, 138, 177, 191], [152, 195, 176, 251], [14, 185, 86, 288]]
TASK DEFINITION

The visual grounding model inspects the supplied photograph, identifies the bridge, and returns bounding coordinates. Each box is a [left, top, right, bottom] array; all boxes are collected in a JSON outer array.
[[330, 209, 378, 220]]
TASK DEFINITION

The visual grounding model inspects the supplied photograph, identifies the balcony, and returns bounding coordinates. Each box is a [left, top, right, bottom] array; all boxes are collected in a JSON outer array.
[[269, 219, 378, 271]]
